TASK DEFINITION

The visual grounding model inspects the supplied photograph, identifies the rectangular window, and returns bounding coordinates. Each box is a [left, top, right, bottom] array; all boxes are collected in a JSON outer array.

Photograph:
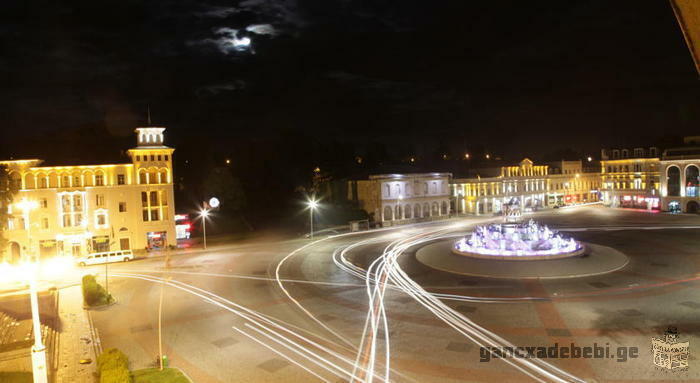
[[74, 176, 81, 186], [40, 178, 48, 188], [150, 155, 155, 161], [62, 176, 70, 187], [150, 209, 159, 221], [42, 217, 49, 229], [97, 214, 106, 226], [95, 175, 104, 186], [40, 198, 48, 208], [136, 155, 141, 161], [96, 194, 105, 207], [150, 191, 158, 205], [63, 215, 71, 227], [74, 194, 82, 207], [141, 192, 148, 207], [143, 209, 149, 221], [157, 155, 162, 161], [164, 155, 169, 161], [119, 202, 127, 212], [117, 174, 125, 185]]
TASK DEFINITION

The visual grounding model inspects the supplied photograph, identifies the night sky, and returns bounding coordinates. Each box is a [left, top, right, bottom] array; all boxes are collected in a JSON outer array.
[[2, 1, 700, 199]]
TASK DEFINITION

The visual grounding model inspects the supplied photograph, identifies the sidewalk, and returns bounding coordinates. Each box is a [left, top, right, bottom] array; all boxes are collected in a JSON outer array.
[[55, 285, 97, 383]]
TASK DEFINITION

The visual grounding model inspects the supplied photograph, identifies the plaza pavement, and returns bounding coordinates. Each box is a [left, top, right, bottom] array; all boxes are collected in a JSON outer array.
[[87, 206, 700, 382]]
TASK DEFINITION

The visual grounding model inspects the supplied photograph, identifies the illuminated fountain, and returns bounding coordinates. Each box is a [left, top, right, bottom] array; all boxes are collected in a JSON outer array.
[[453, 200, 584, 260]]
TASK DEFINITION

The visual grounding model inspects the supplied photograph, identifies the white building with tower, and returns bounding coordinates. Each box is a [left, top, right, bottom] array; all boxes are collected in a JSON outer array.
[[1, 127, 177, 263]]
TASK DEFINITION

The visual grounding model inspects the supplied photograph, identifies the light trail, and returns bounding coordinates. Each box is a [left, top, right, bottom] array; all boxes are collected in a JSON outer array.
[[113, 272, 376, 382]]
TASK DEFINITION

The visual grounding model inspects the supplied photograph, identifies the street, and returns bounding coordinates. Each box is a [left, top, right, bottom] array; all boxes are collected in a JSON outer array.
[[90, 205, 700, 382]]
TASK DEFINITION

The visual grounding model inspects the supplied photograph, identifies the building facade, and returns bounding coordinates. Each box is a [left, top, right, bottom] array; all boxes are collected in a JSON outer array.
[[452, 159, 549, 215], [349, 173, 451, 226], [2, 127, 176, 263], [659, 137, 700, 213], [600, 147, 660, 210], [452, 159, 600, 215]]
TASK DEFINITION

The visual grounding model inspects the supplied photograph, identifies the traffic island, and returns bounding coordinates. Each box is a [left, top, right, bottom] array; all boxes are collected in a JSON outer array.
[[416, 240, 629, 279]]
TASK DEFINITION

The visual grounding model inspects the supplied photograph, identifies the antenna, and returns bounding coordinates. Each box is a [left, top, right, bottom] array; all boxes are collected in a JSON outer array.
[[147, 105, 152, 125]]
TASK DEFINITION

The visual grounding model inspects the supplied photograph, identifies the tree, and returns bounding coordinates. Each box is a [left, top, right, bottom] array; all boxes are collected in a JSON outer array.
[[0, 165, 19, 258], [203, 166, 247, 215]]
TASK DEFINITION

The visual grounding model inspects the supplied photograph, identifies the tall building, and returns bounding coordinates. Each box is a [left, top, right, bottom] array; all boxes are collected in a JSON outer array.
[[1, 127, 176, 263], [348, 173, 452, 226]]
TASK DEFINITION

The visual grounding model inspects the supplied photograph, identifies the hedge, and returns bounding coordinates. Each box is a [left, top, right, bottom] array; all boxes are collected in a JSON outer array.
[[82, 274, 114, 307], [97, 348, 130, 383]]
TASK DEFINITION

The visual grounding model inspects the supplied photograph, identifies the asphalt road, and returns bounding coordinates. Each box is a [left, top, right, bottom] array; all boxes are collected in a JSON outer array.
[[91, 205, 700, 382]]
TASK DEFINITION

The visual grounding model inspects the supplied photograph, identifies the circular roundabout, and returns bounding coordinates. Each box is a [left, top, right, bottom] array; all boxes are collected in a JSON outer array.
[[416, 240, 628, 279], [415, 213, 629, 279]]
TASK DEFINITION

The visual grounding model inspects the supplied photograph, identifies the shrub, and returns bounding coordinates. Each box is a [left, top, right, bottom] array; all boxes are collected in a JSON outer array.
[[97, 348, 130, 383], [82, 275, 114, 307]]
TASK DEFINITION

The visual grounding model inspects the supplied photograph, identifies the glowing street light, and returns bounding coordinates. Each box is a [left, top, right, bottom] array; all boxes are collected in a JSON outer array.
[[28, 264, 48, 383], [587, 156, 593, 162], [307, 198, 319, 239], [464, 153, 470, 159], [199, 208, 210, 250]]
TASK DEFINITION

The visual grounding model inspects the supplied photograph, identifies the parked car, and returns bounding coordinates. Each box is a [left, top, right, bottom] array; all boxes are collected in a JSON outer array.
[[77, 250, 134, 266]]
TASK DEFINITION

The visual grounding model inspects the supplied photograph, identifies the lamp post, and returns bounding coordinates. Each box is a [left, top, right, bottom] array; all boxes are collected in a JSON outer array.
[[199, 208, 209, 250], [307, 198, 318, 239], [16, 199, 48, 383], [29, 267, 48, 383]]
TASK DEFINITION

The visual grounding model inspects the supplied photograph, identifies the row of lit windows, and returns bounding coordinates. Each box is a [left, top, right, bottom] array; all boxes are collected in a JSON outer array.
[[135, 154, 169, 162]]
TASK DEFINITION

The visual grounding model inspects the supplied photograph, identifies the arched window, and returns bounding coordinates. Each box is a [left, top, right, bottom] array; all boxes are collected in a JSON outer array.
[[686, 165, 699, 197], [423, 203, 430, 217], [414, 204, 421, 218], [395, 204, 402, 220], [441, 201, 448, 215], [383, 206, 393, 221], [24, 173, 35, 189], [404, 204, 412, 219], [667, 166, 681, 197]]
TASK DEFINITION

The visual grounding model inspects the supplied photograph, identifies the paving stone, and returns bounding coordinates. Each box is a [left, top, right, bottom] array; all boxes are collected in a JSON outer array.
[[211, 337, 238, 348], [546, 328, 572, 337], [619, 309, 643, 316], [588, 282, 611, 289], [130, 324, 153, 333], [446, 341, 472, 353], [679, 301, 700, 309], [257, 358, 289, 373]]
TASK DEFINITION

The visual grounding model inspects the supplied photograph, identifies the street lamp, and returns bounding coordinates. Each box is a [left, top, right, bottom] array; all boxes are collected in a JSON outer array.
[[307, 198, 318, 239], [15, 197, 48, 383], [199, 208, 209, 250], [28, 265, 48, 383]]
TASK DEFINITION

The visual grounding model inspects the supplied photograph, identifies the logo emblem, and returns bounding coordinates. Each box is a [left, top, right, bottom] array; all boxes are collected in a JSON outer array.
[[651, 327, 689, 370]]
